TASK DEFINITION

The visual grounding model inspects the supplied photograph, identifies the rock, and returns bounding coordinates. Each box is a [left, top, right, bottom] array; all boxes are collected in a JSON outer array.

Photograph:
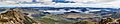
[[0, 9, 37, 24]]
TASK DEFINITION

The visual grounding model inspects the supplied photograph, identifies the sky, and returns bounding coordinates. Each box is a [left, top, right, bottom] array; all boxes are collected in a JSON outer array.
[[53, 0, 120, 8], [0, 0, 120, 8]]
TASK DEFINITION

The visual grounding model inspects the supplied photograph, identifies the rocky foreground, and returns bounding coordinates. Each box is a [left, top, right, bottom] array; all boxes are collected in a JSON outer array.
[[0, 9, 37, 24]]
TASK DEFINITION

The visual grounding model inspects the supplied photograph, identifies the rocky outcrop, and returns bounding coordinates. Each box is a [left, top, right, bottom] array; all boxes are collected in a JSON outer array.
[[0, 9, 37, 24], [98, 18, 120, 24]]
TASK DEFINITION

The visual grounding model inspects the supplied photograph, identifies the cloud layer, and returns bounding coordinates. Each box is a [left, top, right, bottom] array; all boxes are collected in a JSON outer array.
[[65, 0, 115, 4], [54, 0, 120, 8], [0, 0, 120, 8]]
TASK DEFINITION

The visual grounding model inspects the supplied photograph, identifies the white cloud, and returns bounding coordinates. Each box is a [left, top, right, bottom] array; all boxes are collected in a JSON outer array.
[[51, 0, 120, 8], [0, 0, 120, 8], [65, 0, 115, 4]]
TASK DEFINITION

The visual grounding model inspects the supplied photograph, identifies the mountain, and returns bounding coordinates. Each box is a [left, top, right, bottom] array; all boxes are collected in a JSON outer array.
[[0, 9, 37, 24]]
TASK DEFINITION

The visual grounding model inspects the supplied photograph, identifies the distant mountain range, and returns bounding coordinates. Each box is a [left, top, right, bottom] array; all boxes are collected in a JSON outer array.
[[0, 7, 120, 15], [1, 7, 120, 12]]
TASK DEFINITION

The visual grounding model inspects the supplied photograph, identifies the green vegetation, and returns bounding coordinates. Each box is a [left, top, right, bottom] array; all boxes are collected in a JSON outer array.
[[34, 14, 96, 24], [74, 21, 96, 24]]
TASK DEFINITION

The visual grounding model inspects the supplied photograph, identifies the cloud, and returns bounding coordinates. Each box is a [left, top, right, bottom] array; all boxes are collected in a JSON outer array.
[[65, 0, 115, 4], [49, 0, 120, 8], [0, 0, 120, 8]]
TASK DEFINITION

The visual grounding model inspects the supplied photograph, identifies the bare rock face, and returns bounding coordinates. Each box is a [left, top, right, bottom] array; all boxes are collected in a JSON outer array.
[[0, 9, 37, 24]]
